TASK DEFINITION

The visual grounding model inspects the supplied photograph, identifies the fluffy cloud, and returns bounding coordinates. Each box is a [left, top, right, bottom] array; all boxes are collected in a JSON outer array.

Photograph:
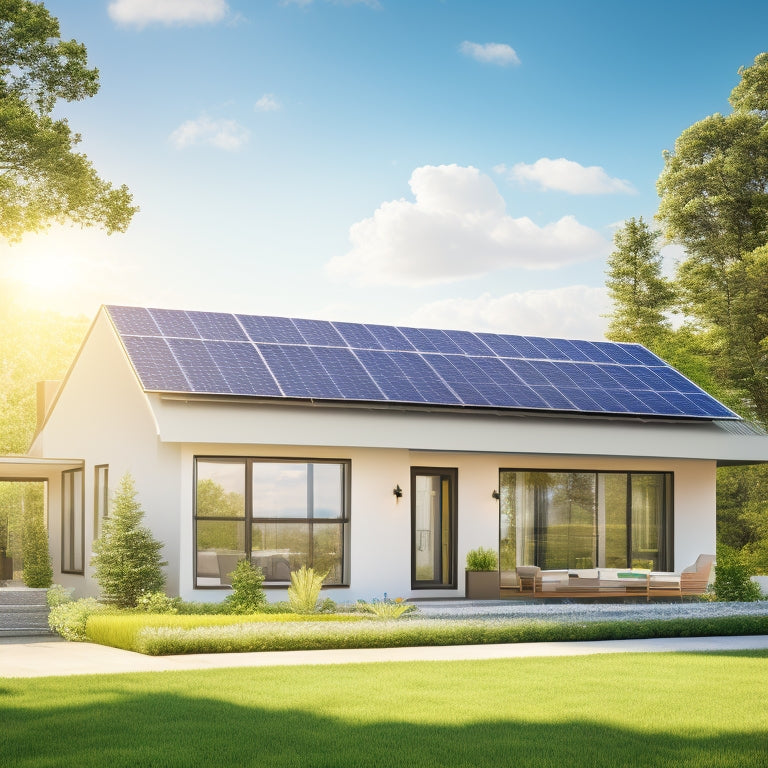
[[408, 286, 610, 340], [255, 94, 282, 112], [511, 157, 634, 195], [169, 116, 249, 151], [460, 41, 520, 66], [108, 0, 229, 27], [326, 164, 609, 285]]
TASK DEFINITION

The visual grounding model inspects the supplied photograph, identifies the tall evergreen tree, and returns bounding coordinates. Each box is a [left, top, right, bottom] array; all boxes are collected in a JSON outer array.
[[22, 507, 52, 587], [605, 216, 675, 346], [91, 474, 166, 608]]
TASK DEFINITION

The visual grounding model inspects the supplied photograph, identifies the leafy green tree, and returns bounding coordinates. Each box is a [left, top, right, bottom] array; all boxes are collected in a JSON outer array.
[[605, 216, 675, 346], [656, 52, 768, 424], [91, 474, 166, 608], [0, 0, 137, 240], [22, 505, 52, 587]]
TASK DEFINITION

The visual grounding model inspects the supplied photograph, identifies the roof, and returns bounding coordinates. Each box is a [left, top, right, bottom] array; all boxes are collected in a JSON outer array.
[[105, 305, 739, 422]]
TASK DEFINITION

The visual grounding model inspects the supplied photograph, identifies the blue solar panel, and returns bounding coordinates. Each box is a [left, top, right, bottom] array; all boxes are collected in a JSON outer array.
[[148, 308, 200, 339], [188, 311, 248, 342], [108, 306, 161, 336], [106, 306, 740, 420]]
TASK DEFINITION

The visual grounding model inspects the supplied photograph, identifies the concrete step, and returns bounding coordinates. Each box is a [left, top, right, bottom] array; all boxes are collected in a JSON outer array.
[[0, 587, 53, 636]]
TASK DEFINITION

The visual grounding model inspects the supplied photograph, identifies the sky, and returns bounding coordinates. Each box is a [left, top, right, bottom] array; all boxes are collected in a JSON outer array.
[[2, 0, 768, 340]]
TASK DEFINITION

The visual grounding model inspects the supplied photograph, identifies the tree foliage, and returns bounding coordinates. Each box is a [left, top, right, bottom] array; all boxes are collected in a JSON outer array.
[[656, 52, 768, 425], [91, 474, 166, 608], [605, 216, 675, 346], [0, 0, 137, 240]]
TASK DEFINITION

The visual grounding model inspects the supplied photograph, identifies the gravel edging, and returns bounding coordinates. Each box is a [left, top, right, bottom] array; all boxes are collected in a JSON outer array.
[[410, 599, 768, 623]]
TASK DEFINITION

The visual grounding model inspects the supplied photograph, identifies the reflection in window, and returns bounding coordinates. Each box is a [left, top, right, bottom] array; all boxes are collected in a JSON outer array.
[[62, 468, 84, 574], [499, 470, 671, 582], [94, 465, 109, 540], [194, 458, 348, 587]]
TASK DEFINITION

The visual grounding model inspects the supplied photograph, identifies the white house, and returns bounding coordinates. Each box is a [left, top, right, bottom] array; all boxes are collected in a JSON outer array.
[[17, 305, 768, 602]]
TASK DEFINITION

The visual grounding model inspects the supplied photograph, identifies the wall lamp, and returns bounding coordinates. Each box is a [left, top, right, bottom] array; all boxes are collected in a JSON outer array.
[[491, 490, 500, 500], [393, 484, 403, 500]]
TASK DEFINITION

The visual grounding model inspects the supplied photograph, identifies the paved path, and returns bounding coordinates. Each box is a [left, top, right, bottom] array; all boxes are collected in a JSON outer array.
[[1, 634, 766, 678]]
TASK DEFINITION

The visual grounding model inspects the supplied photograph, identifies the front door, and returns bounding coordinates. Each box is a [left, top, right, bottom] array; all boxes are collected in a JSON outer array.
[[411, 467, 457, 589]]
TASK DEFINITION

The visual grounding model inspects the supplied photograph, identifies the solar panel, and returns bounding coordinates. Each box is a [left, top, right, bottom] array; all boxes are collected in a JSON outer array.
[[105, 305, 740, 420]]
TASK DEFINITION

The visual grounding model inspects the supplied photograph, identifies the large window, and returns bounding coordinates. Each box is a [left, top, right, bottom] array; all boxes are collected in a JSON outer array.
[[499, 470, 672, 583], [411, 467, 457, 589], [194, 457, 349, 587], [62, 468, 84, 574], [93, 465, 109, 539]]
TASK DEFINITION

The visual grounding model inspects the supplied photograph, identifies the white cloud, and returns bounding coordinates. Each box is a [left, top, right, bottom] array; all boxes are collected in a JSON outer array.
[[109, 0, 229, 27], [169, 115, 249, 151], [408, 286, 610, 340], [460, 41, 520, 66], [255, 94, 282, 112], [511, 157, 635, 195], [326, 164, 609, 285]]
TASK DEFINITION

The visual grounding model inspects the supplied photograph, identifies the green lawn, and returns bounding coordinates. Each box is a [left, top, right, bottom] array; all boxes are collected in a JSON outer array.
[[1, 651, 766, 768]]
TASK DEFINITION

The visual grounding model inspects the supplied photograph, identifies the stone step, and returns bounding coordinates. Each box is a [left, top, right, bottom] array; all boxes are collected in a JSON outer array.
[[0, 587, 49, 607]]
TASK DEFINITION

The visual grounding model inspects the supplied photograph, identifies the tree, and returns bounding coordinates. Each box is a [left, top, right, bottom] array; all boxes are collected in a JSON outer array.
[[605, 216, 675, 346], [91, 474, 166, 608], [22, 505, 52, 587], [0, 0, 137, 241], [656, 52, 768, 424]]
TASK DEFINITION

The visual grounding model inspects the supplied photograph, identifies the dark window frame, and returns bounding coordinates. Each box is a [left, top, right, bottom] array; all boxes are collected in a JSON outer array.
[[193, 456, 351, 588], [410, 466, 458, 590], [61, 467, 85, 575], [498, 468, 674, 572]]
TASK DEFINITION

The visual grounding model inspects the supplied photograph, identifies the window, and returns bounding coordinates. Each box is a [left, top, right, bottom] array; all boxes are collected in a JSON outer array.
[[499, 470, 672, 583], [411, 467, 457, 589], [194, 457, 349, 587], [94, 465, 109, 539], [62, 468, 84, 574]]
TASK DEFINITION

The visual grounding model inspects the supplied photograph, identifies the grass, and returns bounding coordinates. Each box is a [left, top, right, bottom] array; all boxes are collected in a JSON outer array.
[[84, 611, 768, 655], [1, 652, 766, 767]]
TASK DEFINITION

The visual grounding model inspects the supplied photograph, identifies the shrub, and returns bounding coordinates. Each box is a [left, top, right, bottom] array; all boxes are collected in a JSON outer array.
[[91, 474, 167, 608], [136, 591, 182, 614], [22, 511, 53, 588], [47, 583, 74, 608], [287, 565, 327, 614], [48, 598, 108, 641], [357, 599, 416, 619], [466, 547, 498, 571], [223, 559, 267, 614], [714, 547, 763, 601]]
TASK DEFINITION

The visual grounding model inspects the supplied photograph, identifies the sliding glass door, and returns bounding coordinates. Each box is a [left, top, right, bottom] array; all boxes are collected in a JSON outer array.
[[499, 469, 672, 579], [411, 468, 457, 589]]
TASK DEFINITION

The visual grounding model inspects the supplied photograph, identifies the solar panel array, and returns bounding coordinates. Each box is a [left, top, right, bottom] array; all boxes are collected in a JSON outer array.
[[105, 305, 739, 420]]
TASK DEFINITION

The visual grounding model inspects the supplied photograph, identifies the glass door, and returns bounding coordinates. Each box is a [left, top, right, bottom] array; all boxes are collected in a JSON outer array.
[[411, 468, 457, 589]]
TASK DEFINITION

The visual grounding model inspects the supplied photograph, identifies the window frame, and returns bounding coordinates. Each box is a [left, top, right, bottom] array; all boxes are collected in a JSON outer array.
[[193, 456, 351, 588], [93, 465, 109, 540], [410, 466, 458, 590], [61, 467, 85, 575], [498, 468, 673, 573]]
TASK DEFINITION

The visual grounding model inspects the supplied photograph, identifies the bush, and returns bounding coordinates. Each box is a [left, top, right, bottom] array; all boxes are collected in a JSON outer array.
[[91, 474, 167, 608], [287, 565, 326, 613], [136, 591, 182, 614], [466, 547, 498, 571], [47, 583, 74, 608], [714, 548, 763, 601], [48, 598, 109, 641], [22, 511, 53, 588], [357, 599, 416, 619], [223, 559, 267, 614]]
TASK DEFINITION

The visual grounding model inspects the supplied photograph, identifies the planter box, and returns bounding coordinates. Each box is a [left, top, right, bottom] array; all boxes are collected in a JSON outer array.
[[465, 570, 500, 600]]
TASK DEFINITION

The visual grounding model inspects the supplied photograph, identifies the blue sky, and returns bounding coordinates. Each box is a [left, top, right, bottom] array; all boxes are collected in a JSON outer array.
[[2, 0, 767, 339]]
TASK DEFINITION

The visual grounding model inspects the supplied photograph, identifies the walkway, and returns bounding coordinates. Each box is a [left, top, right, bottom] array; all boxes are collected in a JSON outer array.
[[2, 634, 767, 678]]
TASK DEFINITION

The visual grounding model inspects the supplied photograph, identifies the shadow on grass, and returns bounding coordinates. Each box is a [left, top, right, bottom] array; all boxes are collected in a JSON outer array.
[[1, 685, 765, 768]]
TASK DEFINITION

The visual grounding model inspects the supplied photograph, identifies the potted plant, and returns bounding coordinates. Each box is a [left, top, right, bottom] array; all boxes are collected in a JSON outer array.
[[465, 547, 499, 599]]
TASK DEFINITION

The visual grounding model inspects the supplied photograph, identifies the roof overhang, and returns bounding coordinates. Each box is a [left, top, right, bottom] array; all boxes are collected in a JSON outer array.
[[0, 456, 84, 481]]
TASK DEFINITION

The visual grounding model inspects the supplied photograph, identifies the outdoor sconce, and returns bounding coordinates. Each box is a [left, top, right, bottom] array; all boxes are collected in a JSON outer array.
[[393, 484, 403, 500], [491, 490, 500, 500]]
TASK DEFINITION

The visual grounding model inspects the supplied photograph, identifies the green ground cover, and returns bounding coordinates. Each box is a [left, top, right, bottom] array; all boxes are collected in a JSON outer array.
[[1, 652, 765, 768], [85, 611, 768, 655]]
